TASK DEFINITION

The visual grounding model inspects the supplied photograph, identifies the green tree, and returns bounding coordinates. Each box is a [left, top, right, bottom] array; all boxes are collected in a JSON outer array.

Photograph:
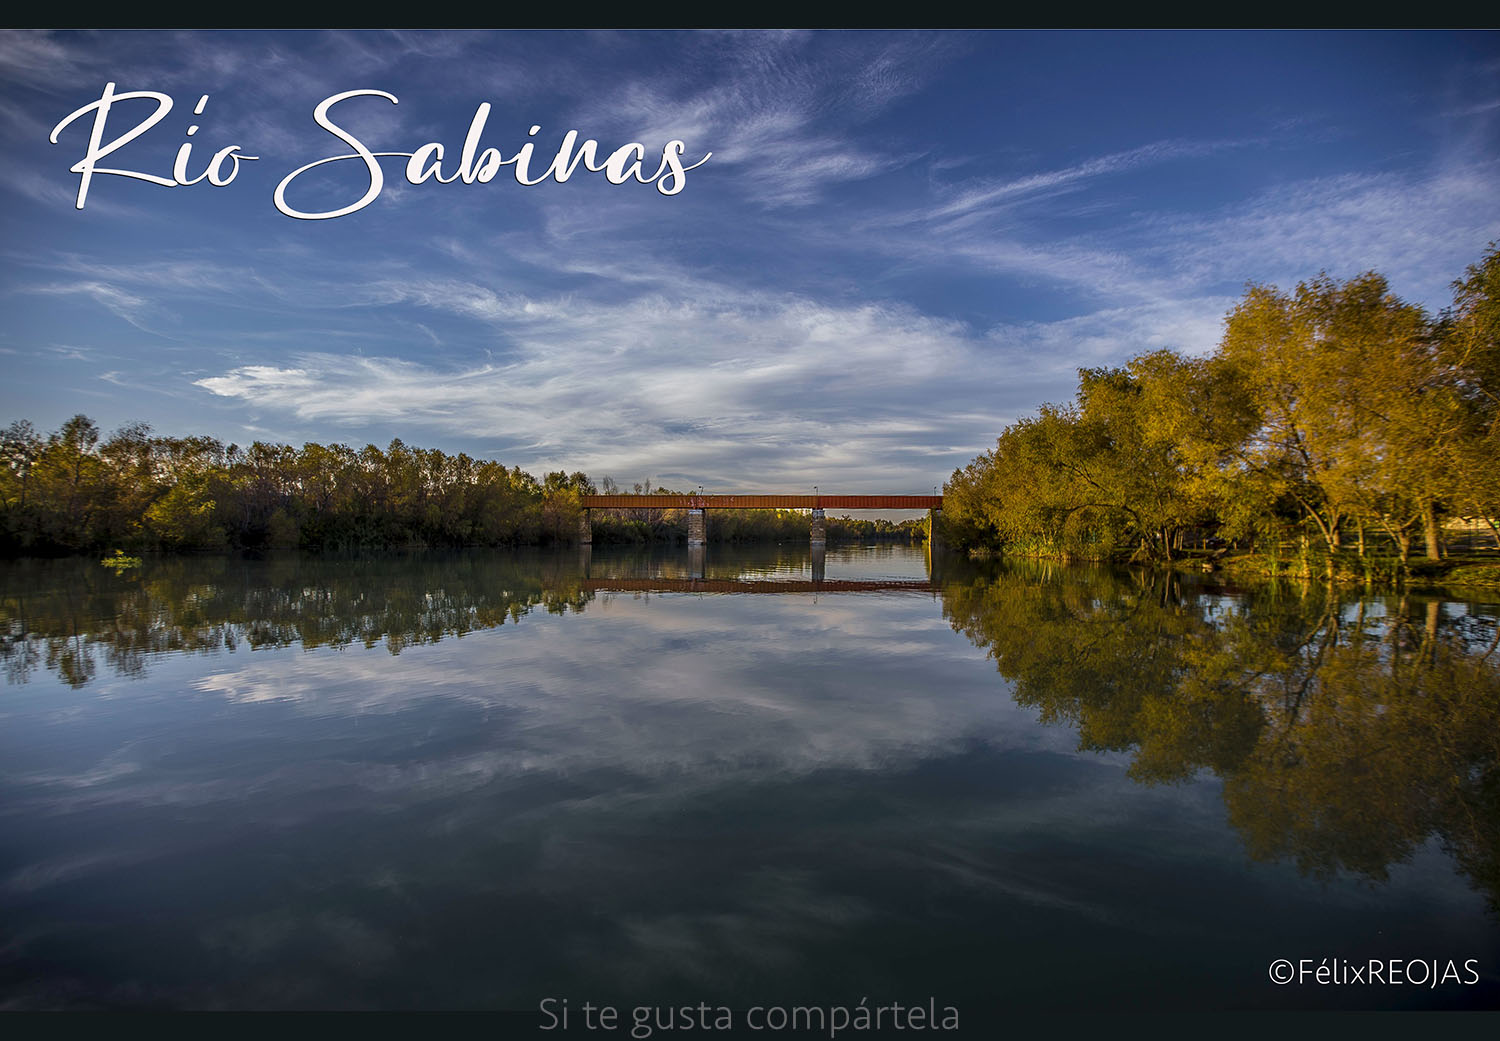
[[1217, 273, 1442, 567], [1441, 243, 1500, 546]]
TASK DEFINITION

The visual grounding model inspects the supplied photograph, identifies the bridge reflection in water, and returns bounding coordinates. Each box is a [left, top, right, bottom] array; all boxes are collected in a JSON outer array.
[[576, 541, 947, 592]]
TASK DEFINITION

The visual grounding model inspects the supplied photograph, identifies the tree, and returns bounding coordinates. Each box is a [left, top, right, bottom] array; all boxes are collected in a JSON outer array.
[[944, 350, 1249, 561], [33, 414, 104, 548], [1217, 273, 1442, 565], [1441, 243, 1500, 546], [0, 419, 41, 510]]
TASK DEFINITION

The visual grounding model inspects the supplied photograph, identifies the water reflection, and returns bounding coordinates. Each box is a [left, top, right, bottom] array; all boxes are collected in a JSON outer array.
[[939, 561, 1500, 914], [2, 547, 1497, 1009], [1, 546, 942, 688], [2, 551, 593, 688]]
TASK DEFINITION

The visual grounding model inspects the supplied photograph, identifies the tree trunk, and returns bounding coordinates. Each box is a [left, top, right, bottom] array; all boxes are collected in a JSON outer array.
[[1421, 500, 1443, 560]]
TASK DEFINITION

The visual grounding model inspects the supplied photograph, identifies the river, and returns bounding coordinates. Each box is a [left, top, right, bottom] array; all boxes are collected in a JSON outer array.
[[2, 544, 1497, 1015]]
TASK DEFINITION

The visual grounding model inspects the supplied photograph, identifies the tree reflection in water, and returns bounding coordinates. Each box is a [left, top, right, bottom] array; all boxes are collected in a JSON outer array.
[[939, 560, 1500, 914], [1, 551, 594, 688]]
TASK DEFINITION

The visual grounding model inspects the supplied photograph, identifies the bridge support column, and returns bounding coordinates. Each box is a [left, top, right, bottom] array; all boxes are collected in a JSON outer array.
[[811, 542, 826, 583], [578, 508, 592, 545], [688, 544, 706, 579], [687, 508, 706, 546], [810, 507, 825, 545]]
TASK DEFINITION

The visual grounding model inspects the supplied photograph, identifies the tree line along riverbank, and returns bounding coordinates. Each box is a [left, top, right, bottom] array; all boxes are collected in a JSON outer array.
[[939, 246, 1500, 590], [0, 426, 924, 557]]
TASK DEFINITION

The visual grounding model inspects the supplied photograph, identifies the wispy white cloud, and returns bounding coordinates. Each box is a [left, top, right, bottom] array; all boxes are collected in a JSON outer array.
[[29, 281, 155, 330], [1451, 97, 1500, 118], [1151, 164, 1500, 306], [922, 138, 1252, 224], [42, 256, 264, 294], [841, 151, 1500, 315], [0, 30, 91, 88], [192, 287, 1000, 488], [189, 267, 1254, 490], [571, 32, 945, 207]]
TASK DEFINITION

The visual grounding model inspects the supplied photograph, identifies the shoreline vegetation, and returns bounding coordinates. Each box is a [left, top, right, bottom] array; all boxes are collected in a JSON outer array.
[[0, 423, 926, 557], [941, 246, 1500, 593]]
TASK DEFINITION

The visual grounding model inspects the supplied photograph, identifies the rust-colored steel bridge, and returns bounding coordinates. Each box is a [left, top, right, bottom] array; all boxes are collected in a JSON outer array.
[[578, 493, 944, 546], [581, 494, 942, 510]]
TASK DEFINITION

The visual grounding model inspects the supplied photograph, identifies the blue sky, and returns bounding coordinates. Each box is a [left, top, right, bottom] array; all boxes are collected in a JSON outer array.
[[3, 30, 1498, 495]]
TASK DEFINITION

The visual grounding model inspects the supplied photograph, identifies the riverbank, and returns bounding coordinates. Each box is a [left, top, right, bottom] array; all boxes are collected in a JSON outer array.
[[1209, 552, 1500, 593], [960, 544, 1500, 594]]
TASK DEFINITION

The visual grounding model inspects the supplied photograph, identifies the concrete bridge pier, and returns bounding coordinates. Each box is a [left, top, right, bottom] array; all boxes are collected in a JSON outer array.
[[811, 542, 826, 583], [687, 508, 706, 546], [810, 507, 826, 545], [578, 508, 592, 545], [688, 544, 706, 579]]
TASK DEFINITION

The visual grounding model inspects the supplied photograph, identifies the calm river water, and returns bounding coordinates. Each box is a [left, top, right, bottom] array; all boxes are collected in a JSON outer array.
[[2, 544, 1497, 1017]]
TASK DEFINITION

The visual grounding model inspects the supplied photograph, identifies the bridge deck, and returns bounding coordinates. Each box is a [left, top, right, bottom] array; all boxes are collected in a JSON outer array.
[[581, 494, 942, 510]]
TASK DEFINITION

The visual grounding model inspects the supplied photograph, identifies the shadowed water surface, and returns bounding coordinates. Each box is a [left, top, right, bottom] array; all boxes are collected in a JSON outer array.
[[2, 545, 1497, 1014]]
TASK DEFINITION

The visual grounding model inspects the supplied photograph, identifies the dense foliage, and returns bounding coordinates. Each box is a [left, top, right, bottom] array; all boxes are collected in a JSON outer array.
[[0, 428, 582, 554], [944, 246, 1500, 572]]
